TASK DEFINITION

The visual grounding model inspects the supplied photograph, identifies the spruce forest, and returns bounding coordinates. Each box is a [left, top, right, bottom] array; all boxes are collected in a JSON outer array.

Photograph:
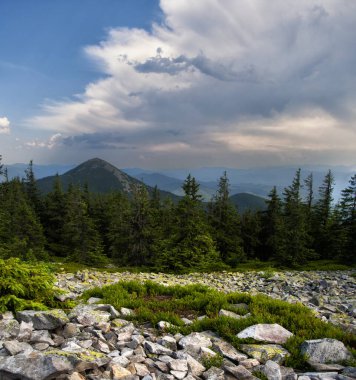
[[0, 155, 355, 271]]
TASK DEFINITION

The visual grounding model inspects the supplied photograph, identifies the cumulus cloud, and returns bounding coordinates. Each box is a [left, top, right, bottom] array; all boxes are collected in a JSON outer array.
[[0, 117, 10, 134], [27, 0, 356, 167]]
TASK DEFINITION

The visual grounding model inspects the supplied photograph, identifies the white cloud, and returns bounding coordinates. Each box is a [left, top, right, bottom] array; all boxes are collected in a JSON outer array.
[[0, 117, 10, 134], [26, 0, 356, 167]]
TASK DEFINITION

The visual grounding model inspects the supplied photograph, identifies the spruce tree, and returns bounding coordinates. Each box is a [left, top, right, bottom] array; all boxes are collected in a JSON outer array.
[[279, 169, 314, 266], [208, 172, 245, 265], [157, 175, 220, 272]]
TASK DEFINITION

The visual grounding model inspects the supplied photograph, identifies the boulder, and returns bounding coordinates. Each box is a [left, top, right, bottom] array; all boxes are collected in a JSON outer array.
[[223, 364, 259, 380], [237, 324, 293, 344], [179, 332, 212, 349], [212, 339, 248, 362], [240, 344, 290, 364], [262, 360, 282, 380], [16, 309, 69, 330], [300, 339, 352, 364], [0, 319, 20, 340]]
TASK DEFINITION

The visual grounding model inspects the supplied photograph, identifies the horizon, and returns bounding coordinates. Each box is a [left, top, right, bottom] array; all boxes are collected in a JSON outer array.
[[1, 1, 356, 169]]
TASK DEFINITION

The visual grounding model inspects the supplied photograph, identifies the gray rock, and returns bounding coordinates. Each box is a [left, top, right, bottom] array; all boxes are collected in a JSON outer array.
[[219, 309, 243, 319], [179, 332, 212, 349], [212, 339, 248, 362], [144, 341, 173, 355], [223, 364, 259, 380], [300, 339, 352, 364], [0, 351, 74, 380], [30, 329, 55, 345], [169, 359, 188, 372], [302, 372, 338, 380], [16, 309, 69, 330], [157, 336, 177, 351], [307, 361, 345, 372], [262, 360, 282, 380], [69, 304, 111, 327], [203, 366, 225, 380], [237, 324, 293, 344], [170, 370, 187, 379], [240, 344, 290, 364], [0, 319, 20, 340], [342, 367, 356, 378], [3, 341, 33, 356], [17, 320, 33, 341]]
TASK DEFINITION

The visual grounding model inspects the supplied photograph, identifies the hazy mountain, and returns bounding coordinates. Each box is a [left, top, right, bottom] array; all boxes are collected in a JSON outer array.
[[36, 158, 179, 201], [229, 193, 267, 213]]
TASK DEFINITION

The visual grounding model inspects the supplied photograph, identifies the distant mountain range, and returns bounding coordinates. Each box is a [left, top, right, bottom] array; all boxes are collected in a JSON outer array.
[[35, 158, 179, 201], [5, 159, 354, 209]]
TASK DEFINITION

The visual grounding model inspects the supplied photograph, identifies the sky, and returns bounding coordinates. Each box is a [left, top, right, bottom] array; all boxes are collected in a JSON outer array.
[[1, 0, 356, 169]]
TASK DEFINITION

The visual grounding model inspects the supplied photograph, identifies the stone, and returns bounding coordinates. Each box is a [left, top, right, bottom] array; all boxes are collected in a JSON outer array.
[[16, 310, 69, 330], [3, 341, 33, 355], [240, 344, 290, 364], [111, 364, 132, 379], [219, 309, 243, 319], [144, 341, 173, 355], [0, 319, 20, 340], [157, 336, 177, 351], [203, 366, 225, 380], [134, 363, 150, 377], [169, 359, 188, 372], [223, 364, 259, 380], [212, 339, 248, 362], [67, 372, 86, 380], [300, 339, 352, 364], [307, 361, 345, 372], [342, 367, 356, 378], [69, 305, 111, 327], [179, 332, 212, 349], [262, 360, 282, 380], [121, 307, 135, 317], [63, 323, 81, 338], [30, 329, 55, 345], [17, 320, 33, 341], [111, 355, 131, 367], [237, 324, 293, 344], [170, 370, 187, 379], [0, 351, 74, 380], [174, 352, 206, 377], [302, 372, 338, 380], [158, 321, 173, 330], [87, 297, 103, 304], [240, 359, 260, 369]]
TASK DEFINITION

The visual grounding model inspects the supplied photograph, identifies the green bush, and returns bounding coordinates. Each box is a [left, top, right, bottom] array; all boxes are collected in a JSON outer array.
[[82, 280, 356, 369], [0, 258, 62, 312]]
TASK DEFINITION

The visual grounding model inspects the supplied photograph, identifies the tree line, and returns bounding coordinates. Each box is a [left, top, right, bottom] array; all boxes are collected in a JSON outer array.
[[0, 156, 355, 270]]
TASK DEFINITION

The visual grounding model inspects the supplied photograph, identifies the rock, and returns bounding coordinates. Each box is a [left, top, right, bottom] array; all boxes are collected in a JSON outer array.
[[111, 364, 132, 379], [157, 336, 177, 351], [224, 364, 259, 380], [262, 360, 282, 380], [219, 309, 243, 319], [3, 341, 32, 356], [300, 339, 352, 364], [203, 366, 225, 380], [69, 305, 111, 327], [0, 351, 74, 380], [170, 370, 187, 379], [67, 372, 86, 380], [0, 319, 20, 340], [302, 372, 338, 380], [307, 361, 345, 372], [16, 310, 69, 330], [30, 329, 55, 345], [17, 320, 33, 341], [240, 344, 290, 364], [87, 297, 103, 304], [240, 359, 260, 369], [212, 339, 248, 362], [200, 346, 217, 359], [63, 323, 81, 338], [237, 324, 293, 344], [169, 359, 188, 372], [179, 332, 212, 349], [157, 321, 173, 330], [121, 307, 135, 317], [342, 367, 356, 378], [144, 341, 173, 355], [174, 352, 206, 377]]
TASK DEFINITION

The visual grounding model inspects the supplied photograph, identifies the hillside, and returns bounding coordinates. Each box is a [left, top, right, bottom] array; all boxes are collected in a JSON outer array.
[[36, 158, 179, 200], [229, 192, 267, 213]]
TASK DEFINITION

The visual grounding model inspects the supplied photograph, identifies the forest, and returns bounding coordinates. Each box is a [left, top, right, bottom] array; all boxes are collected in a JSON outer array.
[[0, 155, 355, 271]]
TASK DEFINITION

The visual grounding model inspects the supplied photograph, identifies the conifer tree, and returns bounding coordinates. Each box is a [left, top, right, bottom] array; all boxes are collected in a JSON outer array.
[[279, 169, 314, 266], [260, 186, 284, 261], [208, 172, 245, 265], [157, 175, 220, 272], [23, 160, 43, 216], [241, 210, 262, 259], [62, 185, 106, 265]]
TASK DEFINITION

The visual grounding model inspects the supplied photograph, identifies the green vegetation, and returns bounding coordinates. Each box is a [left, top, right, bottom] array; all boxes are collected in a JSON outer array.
[[0, 155, 355, 269], [201, 352, 224, 369], [82, 280, 356, 369], [0, 258, 67, 312]]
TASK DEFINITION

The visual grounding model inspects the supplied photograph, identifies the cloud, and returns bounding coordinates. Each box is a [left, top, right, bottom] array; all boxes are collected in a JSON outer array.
[[0, 117, 10, 134], [26, 0, 356, 167]]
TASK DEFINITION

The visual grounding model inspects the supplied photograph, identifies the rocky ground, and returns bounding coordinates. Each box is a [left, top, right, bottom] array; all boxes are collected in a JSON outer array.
[[0, 269, 355, 380], [55, 270, 356, 331]]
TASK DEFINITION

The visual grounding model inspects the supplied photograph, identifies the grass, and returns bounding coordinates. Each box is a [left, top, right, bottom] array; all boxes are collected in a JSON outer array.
[[82, 280, 356, 369]]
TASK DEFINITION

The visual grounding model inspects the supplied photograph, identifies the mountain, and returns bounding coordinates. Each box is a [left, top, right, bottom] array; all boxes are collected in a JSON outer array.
[[229, 193, 267, 213], [36, 158, 179, 200]]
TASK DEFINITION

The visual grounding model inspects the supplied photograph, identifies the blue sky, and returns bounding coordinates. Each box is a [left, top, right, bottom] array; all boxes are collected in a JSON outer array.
[[1, 0, 356, 169]]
